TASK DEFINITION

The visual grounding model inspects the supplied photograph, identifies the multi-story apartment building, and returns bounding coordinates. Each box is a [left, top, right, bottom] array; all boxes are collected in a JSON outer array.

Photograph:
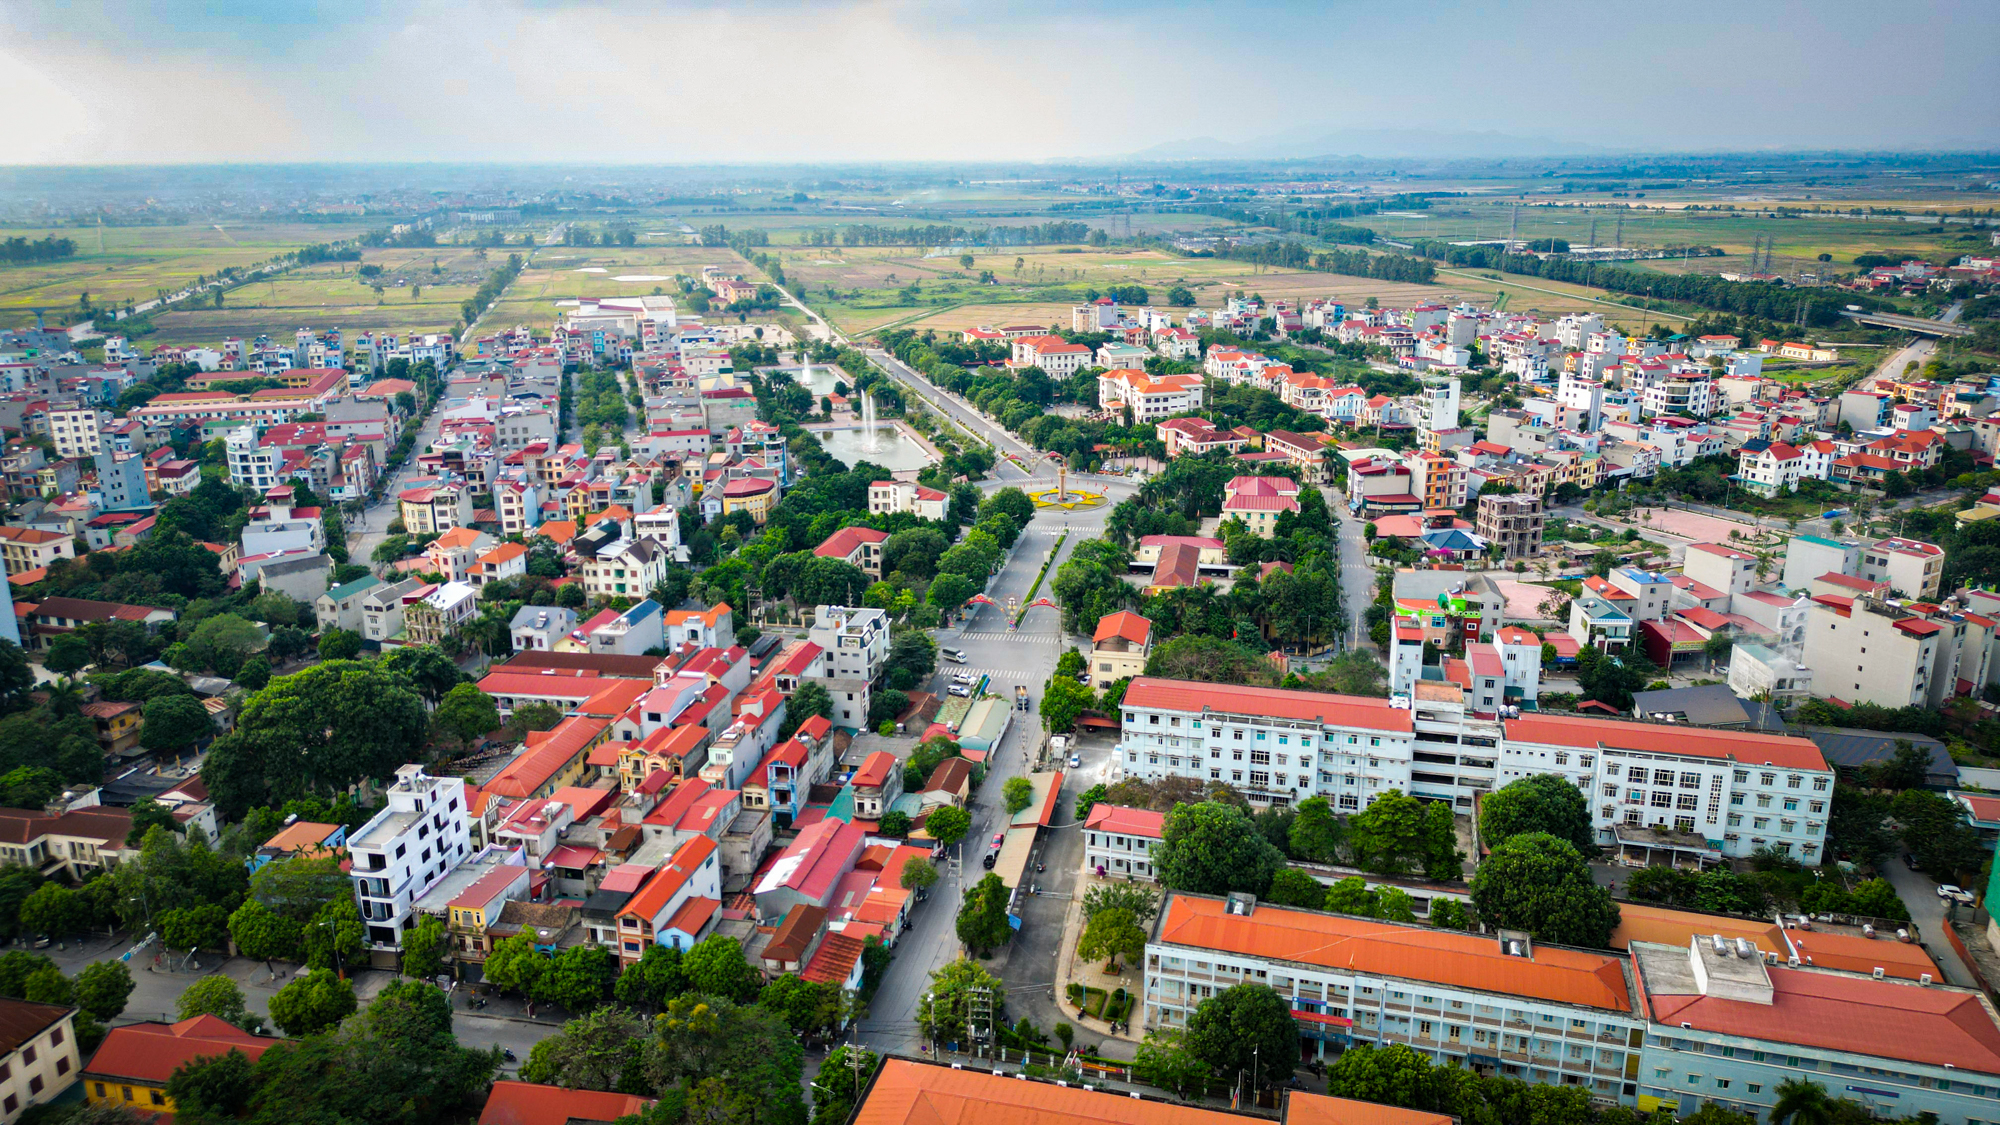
[[1144, 892, 1647, 1105], [397, 483, 474, 535], [348, 765, 471, 950], [0, 527, 74, 576], [1474, 493, 1543, 559], [1804, 593, 1942, 710], [1859, 536, 1944, 600], [1098, 369, 1203, 422], [48, 407, 104, 459]]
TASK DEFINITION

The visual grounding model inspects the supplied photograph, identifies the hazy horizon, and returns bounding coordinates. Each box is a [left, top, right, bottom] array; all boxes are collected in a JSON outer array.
[[2, 0, 1996, 166]]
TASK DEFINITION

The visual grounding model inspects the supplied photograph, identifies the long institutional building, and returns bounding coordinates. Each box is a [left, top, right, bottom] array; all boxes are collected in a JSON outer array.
[[1117, 678, 1834, 864], [1118, 677, 2000, 1120], [1143, 893, 2000, 1121]]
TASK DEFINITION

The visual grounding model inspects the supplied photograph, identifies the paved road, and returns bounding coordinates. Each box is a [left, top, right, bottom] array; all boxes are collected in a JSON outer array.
[[348, 390, 450, 568], [1879, 857, 1980, 989], [864, 348, 1037, 479], [1336, 510, 1374, 652], [858, 497, 1111, 1055]]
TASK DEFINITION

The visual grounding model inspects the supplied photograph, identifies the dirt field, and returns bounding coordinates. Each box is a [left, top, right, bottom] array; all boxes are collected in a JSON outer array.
[[1626, 506, 1763, 543]]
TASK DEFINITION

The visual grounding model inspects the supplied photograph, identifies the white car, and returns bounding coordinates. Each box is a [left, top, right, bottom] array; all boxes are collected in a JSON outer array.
[[1938, 884, 1975, 905], [948, 685, 971, 698], [1069, 753, 1081, 768]]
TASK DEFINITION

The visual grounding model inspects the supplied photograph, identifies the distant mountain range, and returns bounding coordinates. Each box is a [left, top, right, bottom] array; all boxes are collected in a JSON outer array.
[[1124, 128, 1603, 161]]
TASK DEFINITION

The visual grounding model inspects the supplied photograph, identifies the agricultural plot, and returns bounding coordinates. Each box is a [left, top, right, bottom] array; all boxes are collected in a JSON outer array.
[[143, 245, 489, 346], [482, 244, 754, 334], [0, 221, 370, 332]]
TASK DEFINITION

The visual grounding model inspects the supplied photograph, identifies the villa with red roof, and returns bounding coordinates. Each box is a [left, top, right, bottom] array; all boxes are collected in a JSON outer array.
[[614, 834, 720, 963], [868, 479, 947, 521], [1084, 804, 1165, 880], [1220, 475, 1301, 538], [813, 525, 889, 578], [1089, 610, 1153, 689]]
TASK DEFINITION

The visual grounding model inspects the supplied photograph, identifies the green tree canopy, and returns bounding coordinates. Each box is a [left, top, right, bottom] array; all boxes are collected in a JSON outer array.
[[1154, 801, 1284, 896], [1469, 832, 1620, 948], [1184, 984, 1297, 1090], [201, 660, 429, 817], [1478, 773, 1596, 855]]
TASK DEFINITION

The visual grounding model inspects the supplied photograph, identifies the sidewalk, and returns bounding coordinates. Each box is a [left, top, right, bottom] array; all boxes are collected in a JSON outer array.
[[1052, 867, 1144, 1054]]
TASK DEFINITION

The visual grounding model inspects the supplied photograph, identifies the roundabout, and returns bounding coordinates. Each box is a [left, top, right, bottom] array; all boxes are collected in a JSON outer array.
[[1028, 485, 1106, 511]]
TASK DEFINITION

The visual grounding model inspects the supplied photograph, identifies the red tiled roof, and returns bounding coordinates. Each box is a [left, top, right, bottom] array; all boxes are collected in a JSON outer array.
[[1503, 712, 1827, 770], [1092, 611, 1152, 646], [1641, 958, 2000, 1074], [479, 1081, 650, 1125], [1123, 677, 1413, 734], [85, 1016, 272, 1085], [1083, 804, 1166, 839], [1159, 895, 1631, 1012]]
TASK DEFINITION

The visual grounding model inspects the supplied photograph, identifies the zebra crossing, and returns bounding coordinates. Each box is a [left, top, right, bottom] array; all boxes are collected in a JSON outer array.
[[942, 666, 1037, 683], [951, 629, 1060, 642]]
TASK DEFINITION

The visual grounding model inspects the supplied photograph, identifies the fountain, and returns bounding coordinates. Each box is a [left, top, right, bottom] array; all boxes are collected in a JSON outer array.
[[859, 391, 883, 453]]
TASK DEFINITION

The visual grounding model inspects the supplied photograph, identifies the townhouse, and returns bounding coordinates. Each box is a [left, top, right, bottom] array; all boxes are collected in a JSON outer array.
[[1098, 369, 1203, 422]]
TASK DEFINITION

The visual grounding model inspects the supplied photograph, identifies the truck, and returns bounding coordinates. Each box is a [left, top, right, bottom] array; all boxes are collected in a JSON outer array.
[[1015, 684, 1029, 711]]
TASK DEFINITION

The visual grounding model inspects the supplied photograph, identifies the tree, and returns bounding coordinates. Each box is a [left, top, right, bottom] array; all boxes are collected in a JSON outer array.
[[787, 681, 833, 735], [1429, 899, 1474, 931], [400, 914, 447, 982], [1154, 801, 1284, 896], [73, 960, 133, 1021], [812, 1046, 881, 1124], [140, 693, 215, 754], [537, 944, 618, 1013], [1375, 887, 1418, 924], [1002, 775, 1034, 814], [318, 628, 363, 661], [1039, 677, 1094, 733], [177, 974, 254, 1030], [1324, 1043, 1431, 1110], [1770, 1077, 1838, 1125], [201, 659, 429, 817], [227, 898, 302, 963], [18, 884, 83, 941], [1479, 774, 1596, 855], [433, 683, 501, 749], [761, 973, 843, 1036], [483, 932, 548, 998], [1082, 882, 1160, 924], [1134, 1028, 1211, 1100], [1346, 790, 1434, 877], [1263, 868, 1327, 908], [1184, 984, 1297, 1090], [1077, 907, 1147, 971], [164, 1048, 259, 1123], [376, 644, 466, 705], [267, 968, 357, 1036], [917, 957, 1004, 1047], [45, 635, 90, 675], [899, 857, 938, 891], [956, 873, 1013, 954], [125, 797, 179, 848], [612, 944, 685, 1012], [1470, 832, 1619, 948], [1288, 795, 1345, 863], [925, 805, 971, 849], [519, 1005, 651, 1091], [161, 903, 230, 951], [1322, 876, 1378, 916], [681, 934, 761, 1003], [877, 810, 910, 838]]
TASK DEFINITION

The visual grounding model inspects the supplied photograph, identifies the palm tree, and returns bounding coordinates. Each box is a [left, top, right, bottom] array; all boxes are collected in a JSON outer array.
[[1770, 1077, 1836, 1125], [42, 678, 84, 718]]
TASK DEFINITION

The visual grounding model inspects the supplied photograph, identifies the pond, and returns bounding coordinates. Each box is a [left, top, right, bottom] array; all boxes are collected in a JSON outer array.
[[817, 425, 936, 472]]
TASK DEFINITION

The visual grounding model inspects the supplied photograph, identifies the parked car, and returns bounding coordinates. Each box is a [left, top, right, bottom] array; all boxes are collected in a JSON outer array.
[[1938, 884, 1975, 905], [948, 685, 970, 697], [983, 851, 998, 869], [991, 833, 1005, 849], [1069, 753, 1081, 768]]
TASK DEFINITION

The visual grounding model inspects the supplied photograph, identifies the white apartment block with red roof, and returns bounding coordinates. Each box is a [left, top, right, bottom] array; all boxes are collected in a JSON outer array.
[[1007, 335, 1091, 377], [1152, 325, 1200, 359], [1119, 676, 1835, 861]]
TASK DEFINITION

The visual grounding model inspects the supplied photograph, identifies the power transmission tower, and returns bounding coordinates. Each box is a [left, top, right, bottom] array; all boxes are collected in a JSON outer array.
[[1509, 203, 1519, 250], [1614, 212, 1623, 251], [1588, 214, 1598, 250]]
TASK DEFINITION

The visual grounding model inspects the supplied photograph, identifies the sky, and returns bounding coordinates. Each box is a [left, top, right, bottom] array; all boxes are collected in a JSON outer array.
[[0, 0, 1995, 165]]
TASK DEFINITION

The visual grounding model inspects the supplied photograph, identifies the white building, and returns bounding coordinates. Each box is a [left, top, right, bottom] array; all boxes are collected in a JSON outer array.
[[0, 999, 79, 1119], [1082, 804, 1163, 881], [510, 605, 577, 652], [867, 479, 948, 521], [48, 407, 105, 459], [1145, 891, 1645, 1102], [809, 604, 890, 682], [348, 765, 471, 950]]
